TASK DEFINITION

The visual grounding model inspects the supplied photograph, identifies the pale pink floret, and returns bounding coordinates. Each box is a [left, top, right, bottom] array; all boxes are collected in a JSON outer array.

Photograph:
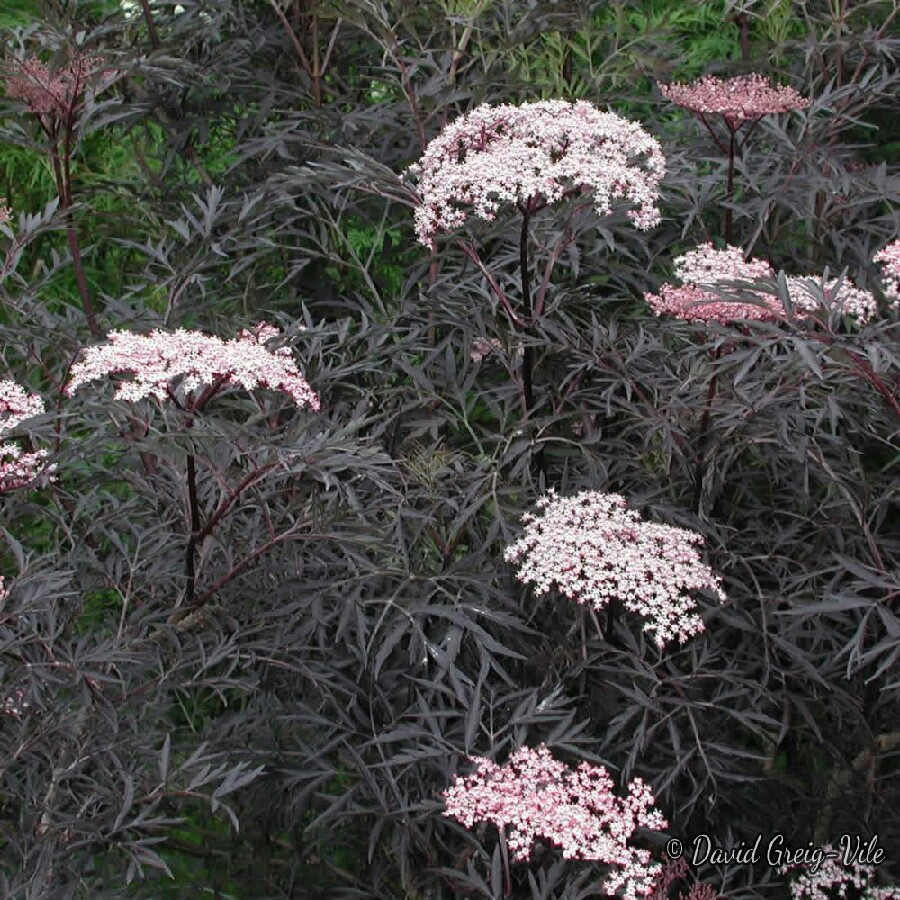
[[408, 100, 666, 249], [504, 490, 724, 647], [65, 322, 320, 411], [646, 243, 782, 323], [0, 379, 54, 491], [659, 74, 809, 128], [784, 276, 878, 323], [874, 239, 900, 305], [444, 744, 666, 899]]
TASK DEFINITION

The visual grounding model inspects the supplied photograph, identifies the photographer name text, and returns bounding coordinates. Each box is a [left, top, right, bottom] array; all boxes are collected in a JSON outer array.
[[665, 834, 883, 874]]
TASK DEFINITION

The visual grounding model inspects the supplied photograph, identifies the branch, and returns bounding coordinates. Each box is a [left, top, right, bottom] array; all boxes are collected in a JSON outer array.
[[195, 462, 282, 543], [456, 239, 524, 328], [190, 521, 311, 608], [268, 0, 312, 76]]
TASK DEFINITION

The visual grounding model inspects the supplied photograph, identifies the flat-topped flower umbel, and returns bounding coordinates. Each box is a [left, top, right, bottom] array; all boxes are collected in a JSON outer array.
[[0, 380, 45, 431], [646, 283, 780, 323], [65, 323, 319, 608], [645, 242, 781, 323], [409, 100, 665, 250], [0, 379, 54, 491], [444, 744, 666, 899], [659, 74, 810, 128], [65, 322, 320, 412], [784, 842, 900, 899], [504, 490, 724, 646]]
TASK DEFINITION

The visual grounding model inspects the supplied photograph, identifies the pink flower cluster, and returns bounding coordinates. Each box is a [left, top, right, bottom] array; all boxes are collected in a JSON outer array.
[[6, 53, 114, 120], [0, 380, 44, 430], [784, 276, 878, 323], [645, 244, 878, 324], [659, 74, 809, 128], [0, 444, 57, 492], [4, 53, 108, 121], [504, 490, 724, 647], [874, 239, 900, 303], [0, 379, 54, 491], [644, 243, 781, 323], [65, 322, 320, 411], [0, 201, 10, 226], [646, 283, 781, 323], [784, 845, 900, 899], [408, 100, 665, 249], [444, 744, 666, 899]]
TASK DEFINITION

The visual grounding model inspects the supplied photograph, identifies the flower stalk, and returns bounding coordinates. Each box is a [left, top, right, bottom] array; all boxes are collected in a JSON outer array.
[[518, 202, 535, 418], [3, 53, 111, 336]]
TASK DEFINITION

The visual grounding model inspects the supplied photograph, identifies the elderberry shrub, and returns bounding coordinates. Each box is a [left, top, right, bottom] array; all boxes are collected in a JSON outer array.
[[0, 1, 898, 897]]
